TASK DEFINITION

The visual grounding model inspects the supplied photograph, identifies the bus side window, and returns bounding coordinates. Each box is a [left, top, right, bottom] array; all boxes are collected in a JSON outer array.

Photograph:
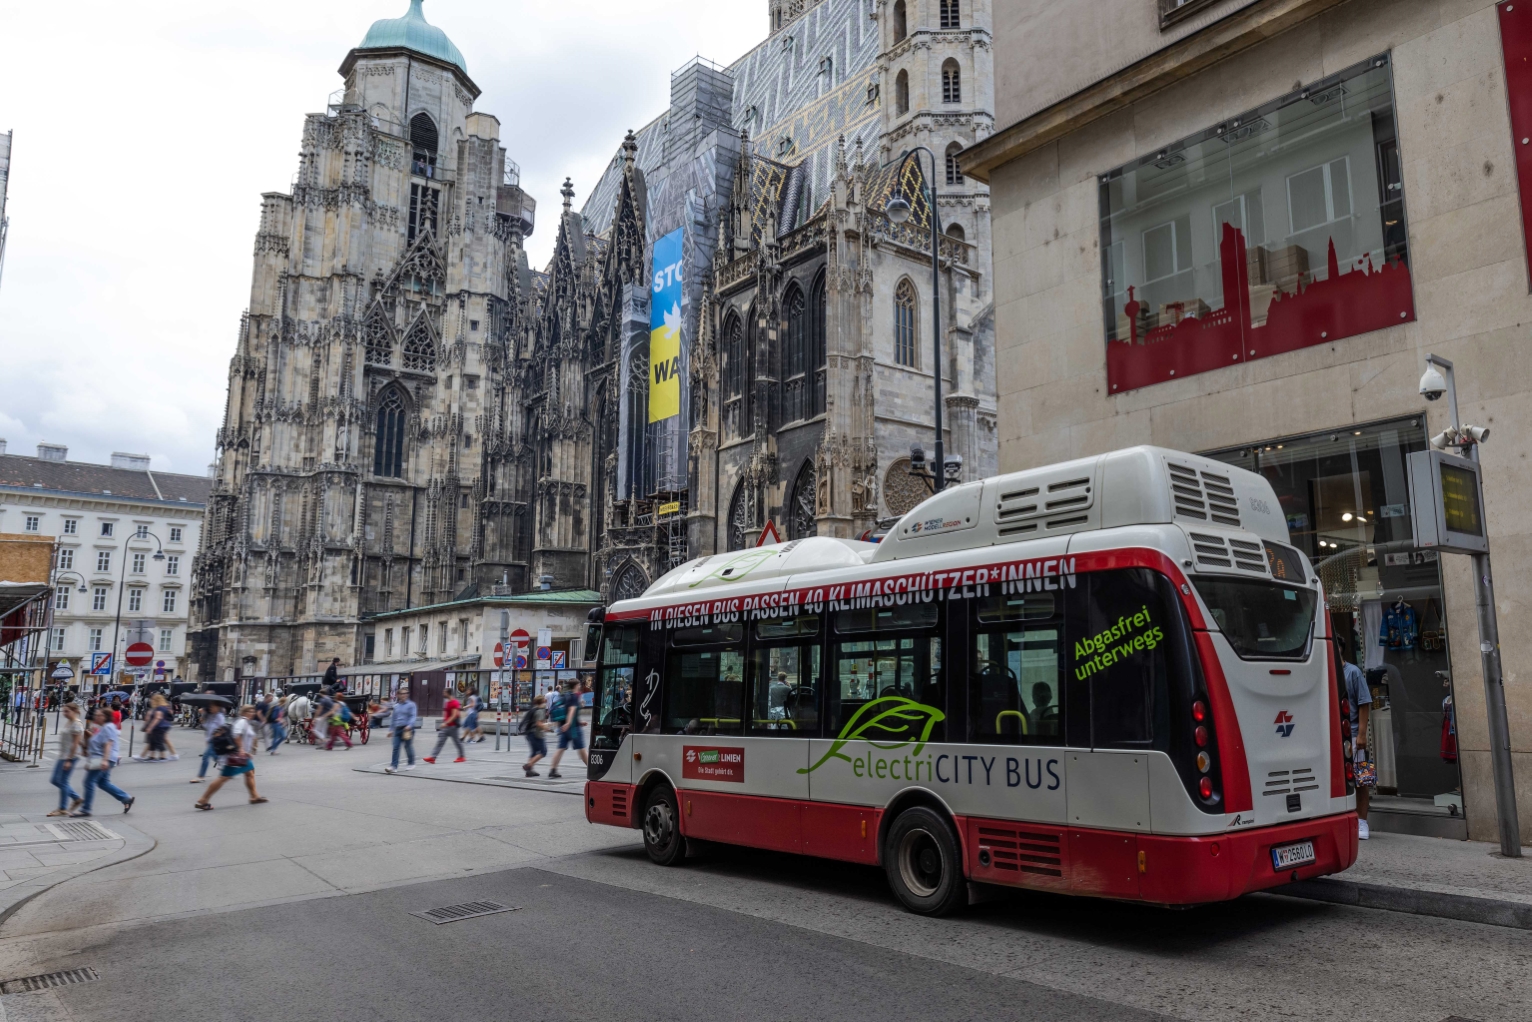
[[827, 603, 944, 743], [968, 592, 1064, 746], [592, 624, 640, 750], [1072, 568, 1176, 748], [749, 616, 821, 737], [663, 623, 745, 737]]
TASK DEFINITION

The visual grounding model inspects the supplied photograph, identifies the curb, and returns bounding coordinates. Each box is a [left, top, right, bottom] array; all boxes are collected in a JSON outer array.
[[350, 766, 584, 797], [1270, 877, 1532, 930], [0, 821, 157, 934]]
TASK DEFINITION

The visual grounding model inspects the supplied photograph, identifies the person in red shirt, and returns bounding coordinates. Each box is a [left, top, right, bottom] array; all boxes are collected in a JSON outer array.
[[423, 695, 466, 764], [109, 697, 123, 728]]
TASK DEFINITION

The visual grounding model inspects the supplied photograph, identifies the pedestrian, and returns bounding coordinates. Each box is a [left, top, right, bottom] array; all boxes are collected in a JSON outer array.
[[546, 680, 587, 779], [75, 708, 133, 817], [464, 693, 483, 743], [137, 694, 175, 762], [521, 695, 549, 777], [383, 685, 418, 774], [267, 695, 288, 754], [48, 703, 85, 817], [108, 697, 123, 727], [423, 691, 466, 764], [312, 688, 334, 748], [1336, 638, 1375, 840], [194, 705, 267, 810], [191, 703, 228, 784], [326, 698, 353, 750]]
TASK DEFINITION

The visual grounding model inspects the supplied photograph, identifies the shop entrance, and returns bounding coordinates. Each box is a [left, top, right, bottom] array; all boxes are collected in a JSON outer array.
[[1209, 416, 1464, 837]]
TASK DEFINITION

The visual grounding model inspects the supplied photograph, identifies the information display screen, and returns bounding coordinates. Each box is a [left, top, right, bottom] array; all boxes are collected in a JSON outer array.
[[1439, 462, 1484, 537]]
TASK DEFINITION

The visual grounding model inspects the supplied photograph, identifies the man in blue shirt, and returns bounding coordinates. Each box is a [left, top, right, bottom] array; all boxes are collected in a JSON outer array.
[[384, 685, 418, 774], [1338, 640, 1374, 840]]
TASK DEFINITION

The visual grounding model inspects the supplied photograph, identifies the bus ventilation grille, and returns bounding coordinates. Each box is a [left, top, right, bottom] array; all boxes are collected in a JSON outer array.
[[611, 788, 629, 820], [996, 477, 1094, 536], [976, 826, 1064, 877], [1263, 767, 1318, 796], [1168, 464, 1241, 528]]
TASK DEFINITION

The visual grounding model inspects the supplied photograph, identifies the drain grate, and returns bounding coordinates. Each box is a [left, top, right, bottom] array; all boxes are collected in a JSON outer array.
[[1, 967, 99, 995], [45, 821, 117, 843], [410, 900, 518, 925]]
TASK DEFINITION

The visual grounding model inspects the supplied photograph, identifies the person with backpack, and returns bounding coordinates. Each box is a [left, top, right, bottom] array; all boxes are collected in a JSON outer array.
[[312, 689, 334, 747], [326, 698, 354, 750], [546, 680, 587, 779], [194, 705, 266, 810], [521, 695, 549, 777], [267, 696, 288, 754], [192, 705, 228, 783], [383, 686, 418, 774]]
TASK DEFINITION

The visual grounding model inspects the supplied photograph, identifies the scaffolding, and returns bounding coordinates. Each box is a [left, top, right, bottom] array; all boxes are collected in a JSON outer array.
[[0, 582, 52, 764]]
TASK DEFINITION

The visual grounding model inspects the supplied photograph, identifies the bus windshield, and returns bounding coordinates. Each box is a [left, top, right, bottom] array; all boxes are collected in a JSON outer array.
[[1192, 576, 1317, 660]]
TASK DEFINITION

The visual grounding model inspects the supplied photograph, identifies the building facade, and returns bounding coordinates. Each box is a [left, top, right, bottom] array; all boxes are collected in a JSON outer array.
[[534, 0, 1000, 604], [190, 1, 539, 681], [0, 443, 208, 685], [194, 0, 1001, 681], [965, 0, 1532, 843]]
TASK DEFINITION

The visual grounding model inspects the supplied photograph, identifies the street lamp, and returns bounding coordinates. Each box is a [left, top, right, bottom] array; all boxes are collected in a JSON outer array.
[[107, 527, 164, 699], [1418, 354, 1520, 857], [886, 146, 950, 493]]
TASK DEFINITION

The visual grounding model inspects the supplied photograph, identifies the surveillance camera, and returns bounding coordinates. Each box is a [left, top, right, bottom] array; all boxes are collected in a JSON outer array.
[[909, 445, 926, 466], [1419, 365, 1447, 402]]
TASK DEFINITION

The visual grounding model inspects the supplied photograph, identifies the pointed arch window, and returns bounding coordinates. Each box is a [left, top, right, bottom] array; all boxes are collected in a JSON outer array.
[[410, 113, 439, 178], [722, 310, 748, 438], [940, 0, 961, 29], [782, 284, 808, 424], [402, 319, 437, 372], [809, 271, 827, 417], [942, 60, 962, 105], [373, 387, 407, 478], [364, 310, 394, 366], [893, 0, 908, 43], [895, 70, 910, 116], [945, 142, 965, 186], [613, 562, 649, 602], [894, 278, 919, 368], [727, 479, 756, 552]]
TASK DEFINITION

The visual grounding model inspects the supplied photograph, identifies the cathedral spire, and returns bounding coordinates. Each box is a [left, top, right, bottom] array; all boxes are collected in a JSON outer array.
[[561, 178, 575, 214]]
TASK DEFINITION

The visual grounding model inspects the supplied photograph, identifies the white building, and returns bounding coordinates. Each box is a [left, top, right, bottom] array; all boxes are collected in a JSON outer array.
[[0, 442, 210, 686]]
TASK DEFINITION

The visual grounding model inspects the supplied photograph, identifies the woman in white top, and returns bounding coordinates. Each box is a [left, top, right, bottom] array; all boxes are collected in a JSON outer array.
[[47, 703, 85, 817], [193, 705, 267, 810]]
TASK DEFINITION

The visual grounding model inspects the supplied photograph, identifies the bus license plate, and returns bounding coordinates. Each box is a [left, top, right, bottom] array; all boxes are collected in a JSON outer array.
[[1271, 840, 1316, 871]]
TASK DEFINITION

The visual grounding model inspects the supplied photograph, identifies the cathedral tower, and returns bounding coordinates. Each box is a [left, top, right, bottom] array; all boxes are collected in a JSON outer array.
[[190, 1, 536, 680]]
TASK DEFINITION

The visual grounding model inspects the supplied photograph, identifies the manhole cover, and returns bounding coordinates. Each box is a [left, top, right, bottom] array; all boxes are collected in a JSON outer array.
[[1, 967, 99, 995], [410, 900, 519, 925]]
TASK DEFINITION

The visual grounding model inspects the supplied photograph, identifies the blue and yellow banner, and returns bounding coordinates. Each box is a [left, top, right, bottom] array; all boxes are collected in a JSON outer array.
[[648, 228, 684, 423]]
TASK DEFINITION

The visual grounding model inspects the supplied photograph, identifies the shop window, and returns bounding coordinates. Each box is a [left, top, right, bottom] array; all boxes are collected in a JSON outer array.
[[1099, 55, 1413, 394], [1206, 418, 1460, 808]]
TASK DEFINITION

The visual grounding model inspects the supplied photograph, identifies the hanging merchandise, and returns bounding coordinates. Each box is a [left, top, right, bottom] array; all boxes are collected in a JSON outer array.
[[1441, 687, 1458, 764], [1380, 599, 1419, 650], [1360, 600, 1386, 670]]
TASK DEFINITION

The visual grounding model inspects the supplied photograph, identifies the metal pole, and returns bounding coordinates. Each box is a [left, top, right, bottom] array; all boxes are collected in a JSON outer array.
[[924, 147, 945, 494], [1429, 354, 1521, 856]]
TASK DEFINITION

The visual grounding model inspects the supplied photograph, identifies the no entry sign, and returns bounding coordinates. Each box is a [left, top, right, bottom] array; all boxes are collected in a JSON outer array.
[[125, 642, 154, 667]]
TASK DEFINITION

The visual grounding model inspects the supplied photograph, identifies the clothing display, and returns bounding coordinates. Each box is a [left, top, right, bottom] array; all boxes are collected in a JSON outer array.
[[1441, 695, 1458, 764], [1380, 600, 1419, 650], [1361, 600, 1386, 670]]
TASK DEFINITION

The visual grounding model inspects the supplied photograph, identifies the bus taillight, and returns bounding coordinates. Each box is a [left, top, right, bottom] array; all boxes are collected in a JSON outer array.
[[1192, 695, 1220, 805]]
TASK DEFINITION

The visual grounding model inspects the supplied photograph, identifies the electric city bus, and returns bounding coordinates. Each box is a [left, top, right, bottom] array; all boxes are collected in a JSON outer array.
[[581, 446, 1358, 915]]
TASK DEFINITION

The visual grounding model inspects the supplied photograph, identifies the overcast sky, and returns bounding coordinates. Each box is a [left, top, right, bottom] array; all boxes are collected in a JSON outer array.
[[0, 0, 763, 476]]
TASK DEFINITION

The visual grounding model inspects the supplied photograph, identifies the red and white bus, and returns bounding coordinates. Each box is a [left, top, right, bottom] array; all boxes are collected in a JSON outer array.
[[582, 446, 1358, 915]]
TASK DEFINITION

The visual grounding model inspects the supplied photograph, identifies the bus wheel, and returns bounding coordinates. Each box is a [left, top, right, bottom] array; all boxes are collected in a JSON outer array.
[[884, 807, 966, 916], [642, 786, 685, 867]]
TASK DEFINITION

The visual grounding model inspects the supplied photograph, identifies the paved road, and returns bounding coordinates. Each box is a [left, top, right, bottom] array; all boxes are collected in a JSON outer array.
[[0, 734, 1526, 1022]]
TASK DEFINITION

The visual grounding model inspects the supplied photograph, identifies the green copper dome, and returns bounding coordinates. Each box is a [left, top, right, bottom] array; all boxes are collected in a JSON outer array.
[[357, 0, 467, 75]]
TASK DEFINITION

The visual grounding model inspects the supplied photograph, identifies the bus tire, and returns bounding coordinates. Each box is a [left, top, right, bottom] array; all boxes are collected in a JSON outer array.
[[884, 806, 966, 916], [641, 786, 685, 867]]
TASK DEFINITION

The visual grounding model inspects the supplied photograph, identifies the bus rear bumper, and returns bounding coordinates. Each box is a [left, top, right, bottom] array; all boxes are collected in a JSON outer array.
[[961, 811, 1359, 905]]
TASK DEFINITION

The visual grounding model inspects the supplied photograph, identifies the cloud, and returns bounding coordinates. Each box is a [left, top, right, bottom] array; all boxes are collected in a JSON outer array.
[[0, 0, 763, 476]]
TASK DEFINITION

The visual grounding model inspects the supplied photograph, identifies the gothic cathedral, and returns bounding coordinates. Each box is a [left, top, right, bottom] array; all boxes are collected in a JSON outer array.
[[191, 0, 997, 680]]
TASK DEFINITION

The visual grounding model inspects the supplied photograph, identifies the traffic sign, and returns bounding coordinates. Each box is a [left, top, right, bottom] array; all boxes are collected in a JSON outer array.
[[552, 650, 567, 669], [89, 653, 113, 676], [493, 642, 505, 668], [51, 664, 75, 681], [513, 653, 528, 670], [510, 628, 530, 644], [125, 642, 154, 667]]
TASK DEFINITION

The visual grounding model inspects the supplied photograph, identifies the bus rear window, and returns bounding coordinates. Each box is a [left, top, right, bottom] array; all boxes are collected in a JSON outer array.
[[1192, 577, 1317, 660]]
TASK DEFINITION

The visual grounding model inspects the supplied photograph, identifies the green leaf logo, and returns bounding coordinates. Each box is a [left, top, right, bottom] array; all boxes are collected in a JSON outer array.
[[799, 697, 946, 774]]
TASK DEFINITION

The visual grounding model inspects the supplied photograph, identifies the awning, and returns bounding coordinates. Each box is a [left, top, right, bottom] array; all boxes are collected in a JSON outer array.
[[338, 655, 479, 677]]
